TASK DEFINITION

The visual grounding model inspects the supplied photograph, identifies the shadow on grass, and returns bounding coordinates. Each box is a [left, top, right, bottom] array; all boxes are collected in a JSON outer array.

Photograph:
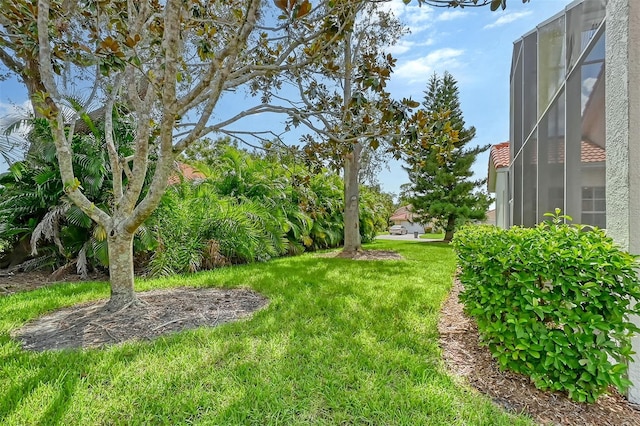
[[0, 241, 524, 425]]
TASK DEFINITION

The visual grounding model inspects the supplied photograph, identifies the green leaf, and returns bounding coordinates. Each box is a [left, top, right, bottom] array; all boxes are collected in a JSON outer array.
[[490, 0, 504, 11]]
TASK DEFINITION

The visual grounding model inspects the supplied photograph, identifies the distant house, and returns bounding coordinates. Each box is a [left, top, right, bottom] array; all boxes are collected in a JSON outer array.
[[479, 209, 497, 226], [505, 0, 606, 230], [389, 205, 431, 234], [168, 162, 206, 185], [487, 141, 510, 228], [488, 139, 605, 229]]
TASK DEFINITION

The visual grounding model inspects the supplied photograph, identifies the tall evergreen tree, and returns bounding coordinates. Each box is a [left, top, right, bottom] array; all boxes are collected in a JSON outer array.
[[403, 72, 492, 242]]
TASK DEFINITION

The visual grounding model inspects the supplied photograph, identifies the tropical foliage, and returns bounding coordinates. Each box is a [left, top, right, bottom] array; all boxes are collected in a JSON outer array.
[[0, 116, 154, 276], [147, 141, 392, 276], [1, 136, 392, 277]]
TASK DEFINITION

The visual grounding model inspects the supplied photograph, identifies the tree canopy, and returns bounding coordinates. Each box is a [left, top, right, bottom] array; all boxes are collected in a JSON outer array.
[[403, 72, 492, 241], [26, 0, 378, 308], [0, 0, 531, 308]]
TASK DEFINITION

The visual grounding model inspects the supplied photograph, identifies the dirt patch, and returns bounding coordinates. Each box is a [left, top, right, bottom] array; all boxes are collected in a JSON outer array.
[[439, 278, 640, 426], [317, 249, 404, 260], [12, 287, 268, 351]]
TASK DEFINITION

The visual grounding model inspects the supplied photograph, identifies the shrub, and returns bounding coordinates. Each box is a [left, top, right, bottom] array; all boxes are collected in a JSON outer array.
[[148, 182, 287, 277], [452, 211, 640, 402]]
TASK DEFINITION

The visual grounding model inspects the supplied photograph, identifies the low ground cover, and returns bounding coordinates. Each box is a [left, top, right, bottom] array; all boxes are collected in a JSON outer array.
[[0, 240, 532, 425]]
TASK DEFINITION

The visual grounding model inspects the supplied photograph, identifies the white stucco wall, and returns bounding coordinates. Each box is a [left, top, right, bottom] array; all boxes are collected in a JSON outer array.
[[495, 169, 509, 229], [606, 0, 640, 403]]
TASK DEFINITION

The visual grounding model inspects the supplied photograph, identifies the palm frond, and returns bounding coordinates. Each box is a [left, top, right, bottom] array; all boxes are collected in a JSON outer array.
[[30, 203, 69, 255], [13, 253, 57, 273], [77, 243, 89, 279], [67, 204, 93, 228], [91, 238, 109, 266]]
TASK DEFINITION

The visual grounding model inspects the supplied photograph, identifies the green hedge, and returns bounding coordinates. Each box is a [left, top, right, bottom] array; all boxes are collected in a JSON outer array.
[[452, 211, 640, 402]]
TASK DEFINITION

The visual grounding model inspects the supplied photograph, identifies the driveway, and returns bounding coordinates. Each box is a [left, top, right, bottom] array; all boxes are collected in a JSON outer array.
[[376, 234, 443, 242]]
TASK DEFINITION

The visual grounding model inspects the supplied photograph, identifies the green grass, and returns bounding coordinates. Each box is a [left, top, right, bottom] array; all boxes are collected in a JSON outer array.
[[0, 240, 534, 425], [420, 233, 445, 240]]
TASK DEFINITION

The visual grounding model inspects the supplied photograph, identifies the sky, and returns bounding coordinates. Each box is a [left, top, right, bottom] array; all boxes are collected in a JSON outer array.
[[0, 0, 575, 199]]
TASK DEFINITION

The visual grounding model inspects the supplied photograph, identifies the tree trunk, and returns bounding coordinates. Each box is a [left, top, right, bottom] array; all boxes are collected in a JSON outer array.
[[343, 143, 363, 253], [444, 215, 456, 242], [105, 230, 138, 311]]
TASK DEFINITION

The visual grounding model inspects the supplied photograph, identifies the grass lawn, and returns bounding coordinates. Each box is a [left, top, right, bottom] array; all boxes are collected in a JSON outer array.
[[0, 240, 534, 425], [420, 233, 445, 240]]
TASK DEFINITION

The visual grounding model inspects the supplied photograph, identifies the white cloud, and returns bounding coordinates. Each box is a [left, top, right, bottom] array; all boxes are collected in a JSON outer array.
[[379, 2, 435, 34], [387, 38, 435, 56], [483, 11, 532, 29], [378, 0, 406, 19], [387, 40, 415, 56], [437, 10, 467, 22], [582, 76, 597, 94], [581, 76, 598, 113], [393, 48, 465, 84]]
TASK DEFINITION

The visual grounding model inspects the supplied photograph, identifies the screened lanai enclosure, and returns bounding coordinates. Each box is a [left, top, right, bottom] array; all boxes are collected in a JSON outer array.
[[509, 0, 607, 228]]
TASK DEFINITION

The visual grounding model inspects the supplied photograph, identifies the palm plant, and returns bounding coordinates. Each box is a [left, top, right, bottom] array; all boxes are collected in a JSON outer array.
[[0, 113, 154, 276], [0, 112, 29, 166], [148, 181, 288, 277], [173, 138, 391, 261]]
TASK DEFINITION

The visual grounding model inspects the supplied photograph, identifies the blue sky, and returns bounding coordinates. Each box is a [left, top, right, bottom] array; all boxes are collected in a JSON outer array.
[[0, 0, 574, 199], [378, 0, 575, 198]]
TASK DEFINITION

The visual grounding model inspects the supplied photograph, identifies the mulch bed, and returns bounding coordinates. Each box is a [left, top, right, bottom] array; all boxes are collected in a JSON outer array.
[[317, 249, 404, 260], [11, 287, 268, 351], [439, 278, 640, 426], [0, 270, 109, 295]]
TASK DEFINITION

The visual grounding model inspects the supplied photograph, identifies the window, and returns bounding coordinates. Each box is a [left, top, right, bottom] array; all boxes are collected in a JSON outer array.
[[581, 186, 606, 228]]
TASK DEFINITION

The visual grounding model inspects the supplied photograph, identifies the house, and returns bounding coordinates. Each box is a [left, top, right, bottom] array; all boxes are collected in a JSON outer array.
[[505, 0, 606, 229], [389, 205, 431, 234], [479, 209, 497, 226], [167, 162, 206, 185], [502, 0, 640, 401], [488, 138, 605, 229], [487, 141, 510, 228]]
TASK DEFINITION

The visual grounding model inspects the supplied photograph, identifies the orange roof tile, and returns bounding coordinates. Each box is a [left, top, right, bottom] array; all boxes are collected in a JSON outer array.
[[490, 140, 605, 168], [168, 162, 206, 185], [580, 140, 606, 163], [490, 141, 510, 169], [389, 205, 413, 222]]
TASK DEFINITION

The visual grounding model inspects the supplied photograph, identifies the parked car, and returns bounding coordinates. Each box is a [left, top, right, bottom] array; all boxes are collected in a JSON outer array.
[[389, 225, 408, 235]]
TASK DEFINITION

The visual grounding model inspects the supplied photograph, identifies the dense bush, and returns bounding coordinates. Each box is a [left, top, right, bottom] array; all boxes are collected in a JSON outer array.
[[1, 132, 392, 276], [147, 142, 392, 275], [452, 211, 640, 402], [148, 182, 288, 276], [0, 116, 154, 275]]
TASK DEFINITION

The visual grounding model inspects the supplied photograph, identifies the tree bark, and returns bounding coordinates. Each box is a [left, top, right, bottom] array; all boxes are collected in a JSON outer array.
[[343, 142, 363, 253], [444, 215, 456, 242], [105, 229, 138, 311]]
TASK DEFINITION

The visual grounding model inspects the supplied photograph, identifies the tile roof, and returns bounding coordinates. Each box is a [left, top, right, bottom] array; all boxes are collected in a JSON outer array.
[[537, 140, 606, 164], [168, 162, 206, 185], [389, 205, 414, 222], [580, 140, 606, 163], [490, 141, 510, 169], [490, 140, 605, 168]]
